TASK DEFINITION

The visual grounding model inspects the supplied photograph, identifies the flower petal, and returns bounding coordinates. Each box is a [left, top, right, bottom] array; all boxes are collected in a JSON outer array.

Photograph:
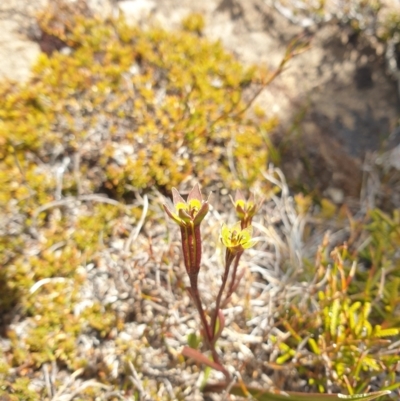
[[242, 238, 257, 249], [172, 187, 186, 208], [188, 183, 203, 202], [240, 226, 253, 243], [220, 223, 232, 247], [234, 189, 245, 203]]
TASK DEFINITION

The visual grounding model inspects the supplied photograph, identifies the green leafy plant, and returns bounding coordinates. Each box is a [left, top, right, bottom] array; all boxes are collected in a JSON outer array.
[[276, 240, 399, 395], [358, 209, 400, 325]]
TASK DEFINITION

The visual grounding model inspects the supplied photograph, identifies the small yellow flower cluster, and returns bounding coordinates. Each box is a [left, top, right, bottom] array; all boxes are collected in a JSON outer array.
[[163, 184, 209, 282], [220, 222, 256, 255]]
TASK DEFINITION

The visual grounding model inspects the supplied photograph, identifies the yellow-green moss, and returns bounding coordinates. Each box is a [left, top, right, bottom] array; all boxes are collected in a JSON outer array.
[[0, 377, 39, 401], [0, 8, 276, 201], [181, 13, 205, 34]]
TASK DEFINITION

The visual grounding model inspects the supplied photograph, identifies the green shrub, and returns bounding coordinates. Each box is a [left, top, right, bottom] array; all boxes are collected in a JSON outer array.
[[273, 234, 400, 394]]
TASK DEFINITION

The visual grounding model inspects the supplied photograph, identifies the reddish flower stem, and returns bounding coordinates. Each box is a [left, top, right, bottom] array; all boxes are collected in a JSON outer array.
[[189, 278, 231, 381], [210, 249, 236, 345], [189, 276, 212, 343], [221, 250, 243, 309]]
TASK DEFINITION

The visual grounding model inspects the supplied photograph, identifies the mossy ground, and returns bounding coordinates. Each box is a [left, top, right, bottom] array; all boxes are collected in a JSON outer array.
[[0, 1, 399, 400]]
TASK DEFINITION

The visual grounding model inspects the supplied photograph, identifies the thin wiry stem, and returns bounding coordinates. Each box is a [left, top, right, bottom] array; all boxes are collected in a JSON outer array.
[[189, 277, 212, 343], [221, 251, 244, 309], [188, 280, 231, 381], [211, 249, 236, 345]]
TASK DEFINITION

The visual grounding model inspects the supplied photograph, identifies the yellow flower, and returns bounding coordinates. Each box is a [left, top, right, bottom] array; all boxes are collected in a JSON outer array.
[[230, 189, 263, 228], [163, 183, 209, 228], [163, 183, 209, 279], [220, 222, 256, 254]]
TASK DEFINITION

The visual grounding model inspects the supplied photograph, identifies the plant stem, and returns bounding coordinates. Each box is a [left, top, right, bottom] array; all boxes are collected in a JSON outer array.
[[211, 249, 235, 345], [221, 251, 243, 309], [189, 277, 231, 381], [189, 278, 212, 343]]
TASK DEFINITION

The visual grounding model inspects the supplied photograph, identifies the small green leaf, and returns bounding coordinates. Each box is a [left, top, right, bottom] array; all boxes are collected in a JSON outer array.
[[308, 338, 321, 355], [373, 325, 400, 337], [187, 332, 201, 349], [330, 298, 340, 337]]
